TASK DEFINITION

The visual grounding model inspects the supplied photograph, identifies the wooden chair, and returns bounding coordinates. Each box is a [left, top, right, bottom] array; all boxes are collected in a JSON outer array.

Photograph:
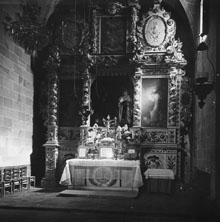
[[0, 182, 3, 197], [0, 168, 4, 197], [2, 168, 13, 196], [0, 181, 13, 197], [19, 166, 29, 190], [29, 176, 36, 188], [12, 167, 22, 192]]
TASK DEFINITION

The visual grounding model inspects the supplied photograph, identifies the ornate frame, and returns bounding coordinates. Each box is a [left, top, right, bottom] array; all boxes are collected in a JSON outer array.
[[131, 0, 187, 148], [140, 75, 168, 128], [91, 1, 130, 55], [132, 68, 183, 145], [55, 9, 89, 56], [136, 2, 176, 53]]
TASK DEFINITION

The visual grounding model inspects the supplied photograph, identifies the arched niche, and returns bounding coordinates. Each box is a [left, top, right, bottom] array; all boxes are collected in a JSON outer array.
[[90, 75, 134, 126]]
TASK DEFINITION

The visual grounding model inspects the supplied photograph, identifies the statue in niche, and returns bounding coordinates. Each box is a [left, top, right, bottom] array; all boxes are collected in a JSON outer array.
[[118, 89, 132, 126]]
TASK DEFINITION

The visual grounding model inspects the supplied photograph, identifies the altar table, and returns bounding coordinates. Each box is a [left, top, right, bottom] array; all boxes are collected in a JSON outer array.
[[60, 159, 143, 191]]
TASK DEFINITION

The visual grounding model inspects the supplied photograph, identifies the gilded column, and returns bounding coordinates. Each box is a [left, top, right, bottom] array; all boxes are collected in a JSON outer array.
[[128, 0, 140, 53], [91, 7, 97, 54], [81, 68, 92, 126], [132, 67, 142, 127], [41, 46, 60, 188]]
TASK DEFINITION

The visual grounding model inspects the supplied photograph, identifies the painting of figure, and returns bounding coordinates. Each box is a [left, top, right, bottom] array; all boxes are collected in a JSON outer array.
[[101, 17, 126, 54], [141, 78, 168, 127]]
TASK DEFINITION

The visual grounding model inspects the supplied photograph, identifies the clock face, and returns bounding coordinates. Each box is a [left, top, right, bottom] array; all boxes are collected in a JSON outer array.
[[144, 16, 166, 47]]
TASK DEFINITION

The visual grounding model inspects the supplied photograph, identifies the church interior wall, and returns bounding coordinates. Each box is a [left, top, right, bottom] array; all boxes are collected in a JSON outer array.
[[0, 5, 33, 167], [0, 0, 219, 201], [192, 0, 217, 197]]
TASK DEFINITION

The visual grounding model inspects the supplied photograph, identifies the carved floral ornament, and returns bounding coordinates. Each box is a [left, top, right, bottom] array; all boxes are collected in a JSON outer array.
[[134, 0, 187, 67], [57, 14, 89, 55], [136, 2, 176, 52], [3, 1, 50, 54], [106, 1, 125, 15]]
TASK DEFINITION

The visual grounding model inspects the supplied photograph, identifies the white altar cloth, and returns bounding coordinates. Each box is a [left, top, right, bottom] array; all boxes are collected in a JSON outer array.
[[60, 159, 143, 190], [144, 169, 174, 193], [144, 169, 174, 180]]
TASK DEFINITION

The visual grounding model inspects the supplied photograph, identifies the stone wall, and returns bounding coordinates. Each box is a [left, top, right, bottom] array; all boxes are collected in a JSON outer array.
[[193, 0, 217, 196], [180, 0, 200, 44], [216, 0, 220, 202], [0, 5, 33, 166]]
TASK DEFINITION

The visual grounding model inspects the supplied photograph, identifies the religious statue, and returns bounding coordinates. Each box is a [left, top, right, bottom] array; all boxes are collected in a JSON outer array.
[[118, 90, 132, 126]]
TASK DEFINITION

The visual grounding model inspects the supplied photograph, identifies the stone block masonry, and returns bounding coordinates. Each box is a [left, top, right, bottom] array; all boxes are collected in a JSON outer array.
[[0, 7, 33, 166]]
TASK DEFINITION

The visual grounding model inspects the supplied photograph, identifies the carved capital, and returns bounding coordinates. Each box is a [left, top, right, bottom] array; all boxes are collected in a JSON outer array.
[[106, 1, 125, 15], [132, 73, 141, 126], [127, 3, 139, 53], [44, 46, 61, 74]]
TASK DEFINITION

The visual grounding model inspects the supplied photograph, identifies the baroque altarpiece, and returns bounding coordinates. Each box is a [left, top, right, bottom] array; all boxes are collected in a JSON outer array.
[[37, 0, 191, 187]]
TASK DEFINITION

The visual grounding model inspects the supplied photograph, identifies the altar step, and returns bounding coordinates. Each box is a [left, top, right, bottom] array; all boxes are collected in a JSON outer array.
[[59, 189, 139, 199]]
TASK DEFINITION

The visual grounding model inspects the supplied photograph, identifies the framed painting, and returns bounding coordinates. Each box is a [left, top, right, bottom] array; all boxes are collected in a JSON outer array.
[[100, 16, 126, 54], [78, 147, 87, 159], [141, 77, 168, 127], [99, 147, 114, 159]]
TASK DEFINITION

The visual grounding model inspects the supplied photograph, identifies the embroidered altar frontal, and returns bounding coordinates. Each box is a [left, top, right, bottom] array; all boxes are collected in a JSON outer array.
[[60, 159, 143, 191]]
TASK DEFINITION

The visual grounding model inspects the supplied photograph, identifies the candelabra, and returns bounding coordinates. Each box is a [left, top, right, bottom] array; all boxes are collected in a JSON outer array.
[[102, 115, 117, 137], [194, 77, 214, 108]]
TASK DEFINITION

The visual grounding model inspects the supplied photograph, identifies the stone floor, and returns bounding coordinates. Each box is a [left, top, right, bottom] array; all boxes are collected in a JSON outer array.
[[0, 186, 219, 222]]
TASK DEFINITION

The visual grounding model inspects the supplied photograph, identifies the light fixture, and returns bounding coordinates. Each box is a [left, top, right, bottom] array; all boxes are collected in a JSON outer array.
[[197, 33, 208, 51], [194, 31, 216, 108], [194, 77, 214, 109], [197, 41, 208, 51]]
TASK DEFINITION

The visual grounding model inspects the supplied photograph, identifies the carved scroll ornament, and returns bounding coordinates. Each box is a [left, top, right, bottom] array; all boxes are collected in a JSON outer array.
[[55, 9, 89, 56], [132, 0, 186, 67], [132, 69, 142, 126], [45, 147, 58, 171], [136, 1, 176, 53], [4, 1, 49, 54], [132, 128, 176, 144]]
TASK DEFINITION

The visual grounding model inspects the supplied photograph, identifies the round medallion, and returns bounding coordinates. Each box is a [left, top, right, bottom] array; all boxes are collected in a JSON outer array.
[[90, 167, 115, 187], [62, 20, 81, 49], [144, 16, 166, 47]]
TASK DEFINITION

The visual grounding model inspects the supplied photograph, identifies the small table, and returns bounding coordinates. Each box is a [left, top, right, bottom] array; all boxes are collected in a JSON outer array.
[[144, 169, 174, 193], [60, 159, 143, 191]]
